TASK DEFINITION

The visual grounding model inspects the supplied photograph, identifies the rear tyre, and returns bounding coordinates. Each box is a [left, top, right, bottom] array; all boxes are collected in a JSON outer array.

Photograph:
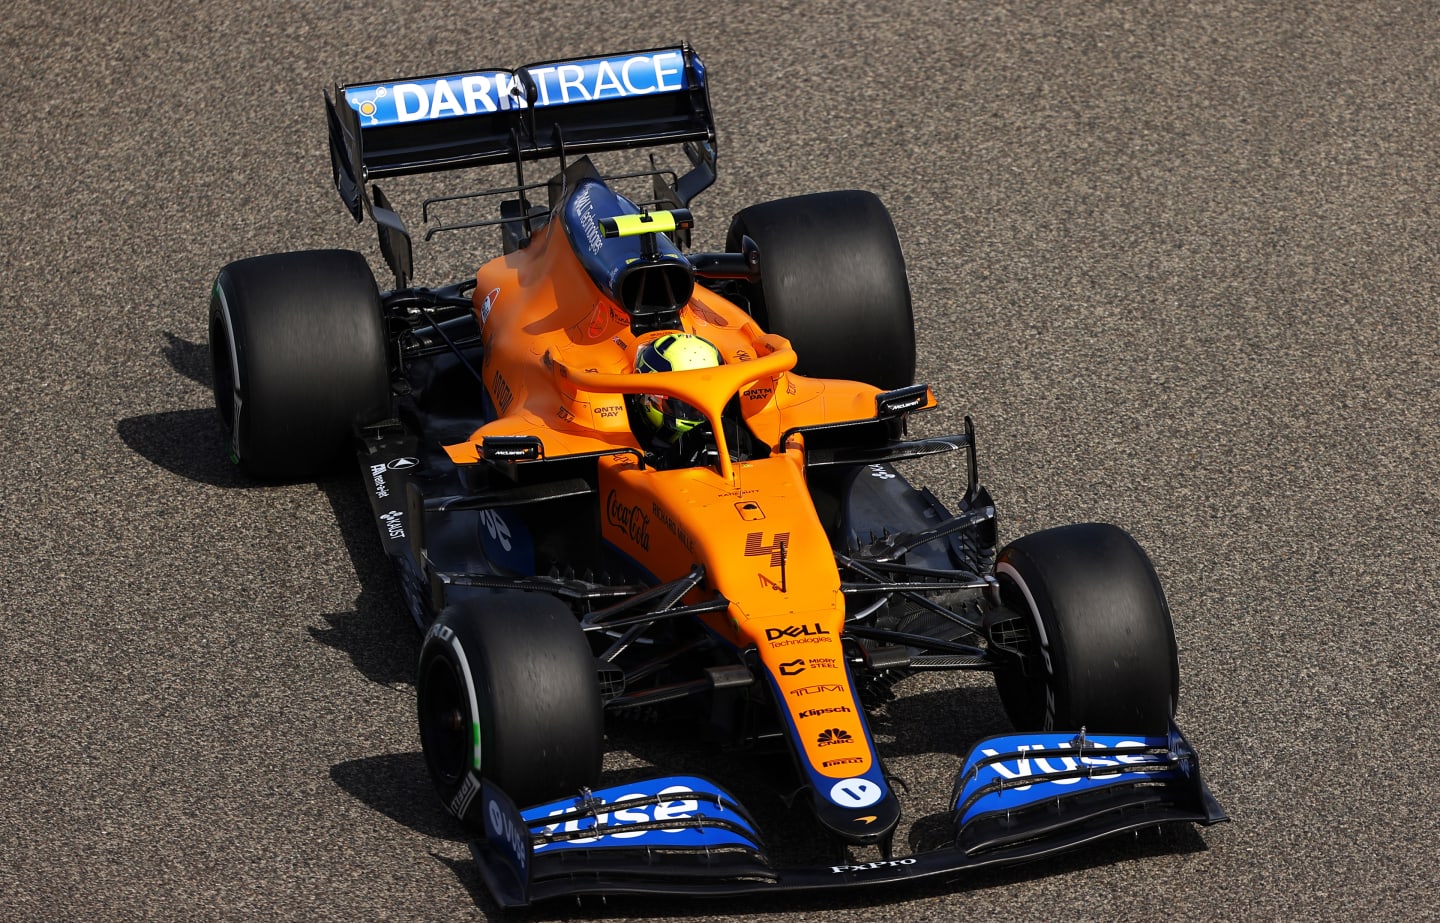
[[417, 595, 604, 813], [208, 249, 390, 479], [726, 190, 915, 390], [991, 523, 1179, 734]]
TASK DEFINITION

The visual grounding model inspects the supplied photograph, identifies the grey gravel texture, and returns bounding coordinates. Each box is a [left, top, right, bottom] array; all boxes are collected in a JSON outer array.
[[3, 1, 1438, 920]]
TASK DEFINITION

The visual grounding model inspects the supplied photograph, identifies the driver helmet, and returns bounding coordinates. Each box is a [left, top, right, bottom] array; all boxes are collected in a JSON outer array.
[[633, 333, 722, 442]]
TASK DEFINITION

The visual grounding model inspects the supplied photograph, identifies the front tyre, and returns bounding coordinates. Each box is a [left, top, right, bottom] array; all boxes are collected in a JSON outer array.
[[208, 249, 390, 480], [991, 522, 1179, 734], [417, 595, 604, 814]]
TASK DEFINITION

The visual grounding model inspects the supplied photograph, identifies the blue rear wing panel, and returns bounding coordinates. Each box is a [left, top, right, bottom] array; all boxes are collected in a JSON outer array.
[[326, 45, 716, 220]]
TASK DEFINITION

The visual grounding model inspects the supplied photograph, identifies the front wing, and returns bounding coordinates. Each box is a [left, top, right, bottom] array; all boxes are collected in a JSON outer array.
[[458, 726, 1226, 907]]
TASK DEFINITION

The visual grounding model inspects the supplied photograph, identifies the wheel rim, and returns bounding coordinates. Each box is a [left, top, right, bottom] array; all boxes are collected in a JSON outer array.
[[992, 570, 1051, 731], [419, 655, 472, 786]]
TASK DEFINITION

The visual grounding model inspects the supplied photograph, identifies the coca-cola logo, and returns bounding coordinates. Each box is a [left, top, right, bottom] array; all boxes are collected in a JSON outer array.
[[605, 490, 650, 551]]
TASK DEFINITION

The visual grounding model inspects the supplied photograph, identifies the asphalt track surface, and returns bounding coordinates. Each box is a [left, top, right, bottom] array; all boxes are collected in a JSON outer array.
[[4, 2, 1438, 920]]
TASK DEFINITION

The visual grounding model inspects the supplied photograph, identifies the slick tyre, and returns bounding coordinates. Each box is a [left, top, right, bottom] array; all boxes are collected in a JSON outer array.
[[208, 249, 390, 480], [991, 523, 1179, 735], [417, 595, 604, 814], [726, 191, 915, 390]]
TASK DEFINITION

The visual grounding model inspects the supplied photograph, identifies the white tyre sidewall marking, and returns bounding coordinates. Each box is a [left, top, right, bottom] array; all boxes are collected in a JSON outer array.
[[448, 635, 484, 773], [214, 283, 244, 456], [428, 626, 485, 778]]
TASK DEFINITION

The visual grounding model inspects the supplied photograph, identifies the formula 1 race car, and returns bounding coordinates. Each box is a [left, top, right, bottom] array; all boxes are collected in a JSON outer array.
[[208, 44, 1225, 907]]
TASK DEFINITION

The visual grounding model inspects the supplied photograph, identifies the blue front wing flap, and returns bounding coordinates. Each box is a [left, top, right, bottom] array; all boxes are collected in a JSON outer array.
[[461, 725, 1227, 907]]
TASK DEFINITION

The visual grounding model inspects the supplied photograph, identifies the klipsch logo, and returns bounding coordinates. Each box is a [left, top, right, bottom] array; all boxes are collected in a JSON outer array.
[[799, 705, 852, 719]]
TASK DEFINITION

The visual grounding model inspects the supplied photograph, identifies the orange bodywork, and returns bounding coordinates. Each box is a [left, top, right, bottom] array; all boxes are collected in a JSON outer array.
[[441, 208, 933, 782]]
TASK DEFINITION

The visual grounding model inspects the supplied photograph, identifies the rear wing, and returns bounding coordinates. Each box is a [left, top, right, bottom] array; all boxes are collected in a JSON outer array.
[[326, 44, 717, 225]]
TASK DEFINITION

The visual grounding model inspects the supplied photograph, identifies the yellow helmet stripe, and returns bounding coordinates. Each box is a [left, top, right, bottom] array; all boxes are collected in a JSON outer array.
[[598, 208, 695, 239]]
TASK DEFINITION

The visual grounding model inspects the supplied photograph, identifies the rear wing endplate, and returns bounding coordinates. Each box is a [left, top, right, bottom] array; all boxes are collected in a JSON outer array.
[[326, 44, 717, 223]]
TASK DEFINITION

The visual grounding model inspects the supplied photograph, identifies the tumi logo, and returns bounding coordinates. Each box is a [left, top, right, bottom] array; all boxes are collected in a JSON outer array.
[[789, 683, 843, 698]]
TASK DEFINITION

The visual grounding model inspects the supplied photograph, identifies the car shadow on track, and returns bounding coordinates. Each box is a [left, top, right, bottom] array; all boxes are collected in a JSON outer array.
[[123, 334, 420, 684], [117, 413, 420, 685], [307, 476, 421, 687], [117, 333, 240, 487], [328, 754, 520, 920], [117, 406, 251, 487], [161, 330, 211, 388], [330, 751, 454, 840]]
